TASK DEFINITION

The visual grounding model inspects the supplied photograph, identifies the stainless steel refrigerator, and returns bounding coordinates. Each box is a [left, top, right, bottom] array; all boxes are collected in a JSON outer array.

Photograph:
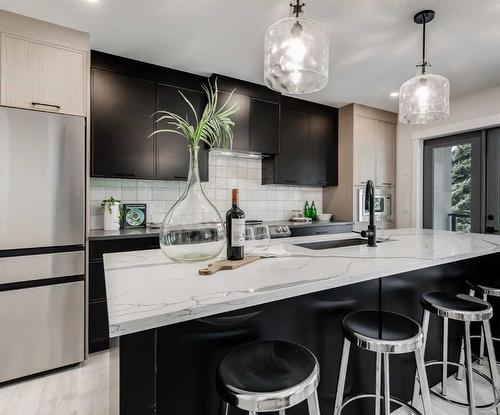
[[0, 106, 85, 383]]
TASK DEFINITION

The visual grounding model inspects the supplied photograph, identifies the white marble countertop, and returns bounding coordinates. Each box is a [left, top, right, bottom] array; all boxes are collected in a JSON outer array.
[[104, 228, 500, 337]]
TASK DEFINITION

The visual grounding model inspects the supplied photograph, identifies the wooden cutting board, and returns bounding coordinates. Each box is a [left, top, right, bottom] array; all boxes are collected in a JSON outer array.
[[199, 256, 261, 275]]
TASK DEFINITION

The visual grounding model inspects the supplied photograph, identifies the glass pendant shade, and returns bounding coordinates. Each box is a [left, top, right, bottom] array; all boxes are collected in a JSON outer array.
[[264, 17, 329, 94], [398, 71, 450, 124]]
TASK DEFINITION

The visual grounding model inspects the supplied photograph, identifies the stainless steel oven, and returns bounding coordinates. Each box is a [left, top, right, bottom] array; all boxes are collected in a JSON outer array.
[[358, 187, 393, 222]]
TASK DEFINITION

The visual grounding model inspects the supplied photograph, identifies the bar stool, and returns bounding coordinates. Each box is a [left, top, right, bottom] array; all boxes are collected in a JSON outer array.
[[412, 291, 500, 415], [465, 277, 500, 367], [216, 340, 321, 414], [334, 310, 433, 415]]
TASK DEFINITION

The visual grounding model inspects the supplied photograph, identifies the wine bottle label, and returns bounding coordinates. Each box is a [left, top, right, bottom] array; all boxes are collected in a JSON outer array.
[[231, 218, 245, 247]]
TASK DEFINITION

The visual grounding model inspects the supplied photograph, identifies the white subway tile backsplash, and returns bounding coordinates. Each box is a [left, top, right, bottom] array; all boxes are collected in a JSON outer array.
[[89, 154, 322, 229]]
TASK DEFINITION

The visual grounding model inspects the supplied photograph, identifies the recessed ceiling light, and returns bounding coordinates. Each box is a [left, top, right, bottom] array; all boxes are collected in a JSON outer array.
[[85, 0, 99, 3], [390, 92, 399, 98]]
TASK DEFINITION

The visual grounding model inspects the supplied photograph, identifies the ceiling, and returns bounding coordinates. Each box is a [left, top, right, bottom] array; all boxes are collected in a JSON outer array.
[[1, 0, 500, 112]]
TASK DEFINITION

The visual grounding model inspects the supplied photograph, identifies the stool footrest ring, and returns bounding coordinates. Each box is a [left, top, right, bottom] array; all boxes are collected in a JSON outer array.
[[418, 360, 500, 409], [469, 334, 500, 366], [340, 393, 423, 415]]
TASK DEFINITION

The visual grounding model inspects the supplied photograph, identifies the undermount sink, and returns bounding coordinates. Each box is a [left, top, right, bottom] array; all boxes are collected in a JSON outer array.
[[293, 237, 393, 250]]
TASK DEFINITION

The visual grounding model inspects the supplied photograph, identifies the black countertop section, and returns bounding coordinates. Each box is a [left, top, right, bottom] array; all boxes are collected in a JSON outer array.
[[88, 221, 353, 241]]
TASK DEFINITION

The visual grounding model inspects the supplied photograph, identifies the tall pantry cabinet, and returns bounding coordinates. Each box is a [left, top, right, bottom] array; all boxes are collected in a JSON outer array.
[[323, 104, 397, 228]]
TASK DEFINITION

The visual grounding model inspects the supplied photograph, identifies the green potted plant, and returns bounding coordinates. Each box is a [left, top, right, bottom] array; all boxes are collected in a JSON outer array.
[[101, 196, 121, 231], [150, 79, 238, 262]]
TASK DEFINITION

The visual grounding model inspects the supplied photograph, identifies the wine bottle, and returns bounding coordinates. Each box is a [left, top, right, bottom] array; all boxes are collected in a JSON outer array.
[[311, 201, 317, 221], [226, 189, 245, 260]]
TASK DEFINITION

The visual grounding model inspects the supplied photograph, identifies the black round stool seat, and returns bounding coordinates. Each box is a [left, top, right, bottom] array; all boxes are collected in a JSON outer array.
[[421, 291, 492, 321], [216, 340, 319, 412], [467, 277, 500, 296], [342, 310, 422, 353]]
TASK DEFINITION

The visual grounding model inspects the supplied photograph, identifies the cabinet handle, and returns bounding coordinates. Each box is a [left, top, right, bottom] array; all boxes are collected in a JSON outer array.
[[31, 102, 61, 110], [285, 180, 298, 183], [113, 173, 136, 177], [197, 311, 262, 326], [174, 175, 187, 180], [315, 231, 329, 235], [318, 181, 329, 185], [382, 182, 392, 186]]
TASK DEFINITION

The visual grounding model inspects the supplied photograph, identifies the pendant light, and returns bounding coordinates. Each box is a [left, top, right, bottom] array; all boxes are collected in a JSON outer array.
[[264, 1, 329, 94], [399, 10, 450, 124]]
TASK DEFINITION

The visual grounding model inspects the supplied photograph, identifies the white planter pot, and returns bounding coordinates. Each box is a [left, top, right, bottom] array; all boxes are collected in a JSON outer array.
[[103, 204, 120, 230]]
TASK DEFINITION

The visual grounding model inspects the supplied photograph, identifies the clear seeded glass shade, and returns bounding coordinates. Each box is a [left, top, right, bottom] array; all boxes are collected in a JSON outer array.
[[264, 17, 329, 94], [398, 73, 450, 124]]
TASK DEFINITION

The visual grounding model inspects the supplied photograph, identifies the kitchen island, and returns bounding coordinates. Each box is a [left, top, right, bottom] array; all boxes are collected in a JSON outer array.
[[104, 229, 500, 415]]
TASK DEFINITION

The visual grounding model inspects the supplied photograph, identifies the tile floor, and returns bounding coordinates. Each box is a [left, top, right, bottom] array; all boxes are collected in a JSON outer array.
[[0, 348, 497, 415]]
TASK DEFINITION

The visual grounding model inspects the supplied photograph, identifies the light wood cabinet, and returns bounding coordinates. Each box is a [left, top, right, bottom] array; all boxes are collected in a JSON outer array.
[[375, 120, 396, 186], [353, 115, 377, 184], [323, 104, 397, 223], [1, 34, 86, 116], [352, 107, 396, 186]]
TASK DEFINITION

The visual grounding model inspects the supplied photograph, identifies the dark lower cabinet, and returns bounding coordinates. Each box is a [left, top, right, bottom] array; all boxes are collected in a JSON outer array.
[[156, 84, 208, 181], [91, 69, 156, 179], [88, 236, 160, 353]]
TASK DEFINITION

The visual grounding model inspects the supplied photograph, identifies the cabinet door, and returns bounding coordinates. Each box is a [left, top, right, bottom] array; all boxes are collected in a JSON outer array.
[[308, 114, 331, 186], [1, 34, 86, 116], [353, 115, 377, 185], [156, 84, 209, 181], [91, 69, 156, 179], [375, 120, 396, 186], [249, 98, 280, 154], [275, 108, 309, 184], [219, 91, 250, 151]]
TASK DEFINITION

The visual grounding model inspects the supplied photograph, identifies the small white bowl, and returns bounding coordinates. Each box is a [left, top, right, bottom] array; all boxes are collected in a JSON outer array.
[[316, 213, 332, 222]]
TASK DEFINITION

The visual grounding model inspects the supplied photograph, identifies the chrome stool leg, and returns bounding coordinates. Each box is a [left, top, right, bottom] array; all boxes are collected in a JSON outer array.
[[375, 352, 382, 415], [442, 317, 448, 396], [464, 321, 476, 415], [383, 353, 390, 415], [412, 310, 430, 407], [457, 289, 475, 381], [478, 293, 488, 366], [218, 400, 229, 415], [279, 410, 286, 415], [333, 339, 351, 415], [415, 346, 433, 415], [483, 319, 500, 415], [306, 390, 320, 415]]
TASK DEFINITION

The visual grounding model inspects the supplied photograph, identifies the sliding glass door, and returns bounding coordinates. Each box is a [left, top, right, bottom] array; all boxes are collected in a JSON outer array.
[[423, 128, 500, 234], [486, 128, 500, 234], [423, 132, 482, 232]]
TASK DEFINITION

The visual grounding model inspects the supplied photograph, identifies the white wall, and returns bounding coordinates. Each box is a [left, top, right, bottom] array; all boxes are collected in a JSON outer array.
[[396, 83, 500, 228], [90, 152, 323, 229]]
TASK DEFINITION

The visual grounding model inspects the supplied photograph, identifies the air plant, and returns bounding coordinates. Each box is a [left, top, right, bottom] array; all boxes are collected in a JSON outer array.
[[150, 79, 239, 149]]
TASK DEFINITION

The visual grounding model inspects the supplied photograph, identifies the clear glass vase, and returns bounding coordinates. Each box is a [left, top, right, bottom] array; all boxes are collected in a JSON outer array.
[[159, 145, 225, 262]]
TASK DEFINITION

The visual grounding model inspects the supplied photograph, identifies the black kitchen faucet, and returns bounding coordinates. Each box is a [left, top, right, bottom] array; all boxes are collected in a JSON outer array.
[[361, 180, 377, 247]]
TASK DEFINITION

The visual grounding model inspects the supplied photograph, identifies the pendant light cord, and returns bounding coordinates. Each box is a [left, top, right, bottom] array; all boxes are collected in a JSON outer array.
[[422, 18, 427, 74]]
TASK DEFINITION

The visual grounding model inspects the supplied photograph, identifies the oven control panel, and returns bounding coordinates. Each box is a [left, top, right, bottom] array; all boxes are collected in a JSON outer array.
[[268, 225, 291, 239]]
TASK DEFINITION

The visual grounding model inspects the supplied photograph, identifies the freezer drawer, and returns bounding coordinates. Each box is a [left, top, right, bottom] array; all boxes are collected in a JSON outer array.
[[0, 251, 84, 285], [0, 281, 84, 382]]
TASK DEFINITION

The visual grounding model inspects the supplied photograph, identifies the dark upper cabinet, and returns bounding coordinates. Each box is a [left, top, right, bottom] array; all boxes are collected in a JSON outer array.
[[250, 98, 280, 154], [263, 99, 338, 187], [156, 84, 208, 181], [274, 108, 309, 184], [214, 75, 280, 155], [219, 91, 250, 152], [91, 69, 156, 179], [308, 114, 331, 186]]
